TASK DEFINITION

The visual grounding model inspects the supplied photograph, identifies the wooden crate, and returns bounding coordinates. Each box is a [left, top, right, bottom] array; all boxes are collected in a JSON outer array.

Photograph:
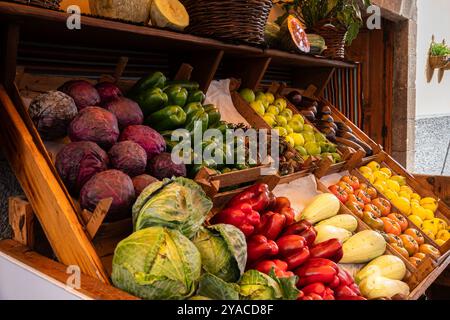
[[229, 81, 361, 180], [357, 151, 450, 258], [272, 173, 437, 294]]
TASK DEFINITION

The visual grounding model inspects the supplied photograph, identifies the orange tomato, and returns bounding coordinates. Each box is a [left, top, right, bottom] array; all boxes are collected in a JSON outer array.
[[404, 228, 425, 245], [409, 257, 422, 268], [413, 252, 426, 260], [355, 189, 371, 205], [399, 234, 419, 256], [347, 194, 365, 207], [385, 233, 404, 247], [381, 217, 402, 236], [391, 243, 409, 259], [340, 175, 360, 191], [372, 198, 391, 216], [419, 244, 441, 260], [388, 213, 408, 232], [338, 181, 354, 194], [364, 204, 382, 218], [359, 183, 368, 191]]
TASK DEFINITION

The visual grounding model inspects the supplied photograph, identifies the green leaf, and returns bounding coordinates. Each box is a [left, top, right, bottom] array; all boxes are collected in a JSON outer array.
[[197, 273, 240, 300], [268, 270, 300, 300]]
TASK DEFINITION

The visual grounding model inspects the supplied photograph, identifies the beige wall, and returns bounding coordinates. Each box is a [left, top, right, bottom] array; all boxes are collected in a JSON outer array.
[[417, 0, 450, 118]]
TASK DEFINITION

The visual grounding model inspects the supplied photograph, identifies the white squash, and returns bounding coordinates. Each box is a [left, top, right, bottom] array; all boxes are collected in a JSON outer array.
[[314, 225, 352, 245], [317, 214, 358, 232], [150, 0, 189, 31], [355, 255, 406, 284], [340, 230, 386, 264], [359, 275, 410, 299], [301, 193, 340, 224]]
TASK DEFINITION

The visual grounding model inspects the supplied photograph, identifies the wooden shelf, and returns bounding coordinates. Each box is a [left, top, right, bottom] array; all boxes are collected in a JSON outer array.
[[0, 2, 355, 69]]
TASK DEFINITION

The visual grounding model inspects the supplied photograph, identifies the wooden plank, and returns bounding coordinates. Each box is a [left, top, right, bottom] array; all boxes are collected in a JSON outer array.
[[224, 57, 272, 91], [409, 255, 450, 300], [0, 3, 355, 69], [0, 85, 109, 283], [415, 175, 450, 207], [0, 240, 138, 300], [85, 198, 113, 239], [8, 196, 35, 249], [292, 67, 335, 96], [0, 23, 19, 93]]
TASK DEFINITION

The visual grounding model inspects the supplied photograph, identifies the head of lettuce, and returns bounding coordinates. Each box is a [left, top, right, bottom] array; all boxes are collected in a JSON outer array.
[[111, 226, 202, 300]]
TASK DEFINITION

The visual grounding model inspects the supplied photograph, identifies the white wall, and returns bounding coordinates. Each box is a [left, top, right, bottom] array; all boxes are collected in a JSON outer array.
[[416, 0, 450, 118]]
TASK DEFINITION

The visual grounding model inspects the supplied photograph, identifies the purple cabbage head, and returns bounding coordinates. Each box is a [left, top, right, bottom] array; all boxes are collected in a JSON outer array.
[[132, 174, 159, 196], [103, 97, 143, 130], [69, 106, 120, 149], [80, 169, 135, 221], [108, 141, 147, 177], [55, 141, 109, 194], [148, 152, 187, 180], [28, 91, 78, 140], [59, 80, 100, 110], [95, 82, 123, 104], [119, 125, 166, 160]]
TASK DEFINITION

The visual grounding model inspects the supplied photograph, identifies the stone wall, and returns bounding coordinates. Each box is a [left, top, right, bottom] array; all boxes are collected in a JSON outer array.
[[372, 0, 417, 170]]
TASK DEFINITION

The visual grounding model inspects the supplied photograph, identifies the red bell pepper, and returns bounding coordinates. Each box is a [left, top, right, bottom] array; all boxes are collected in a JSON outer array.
[[282, 220, 317, 246], [295, 258, 339, 287], [309, 239, 343, 263], [247, 235, 278, 262], [336, 267, 354, 287], [255, 259, 294, 278], [270, 197, 291, 212], [337, 295, 366, 300], [213, 203, 260, 237], [276, 235, 310, 270], [323, 287, 335, 300], [227, 183, 271, 212], [257, 211, 286, 240], [300, 283, 335, 300], [334, 285, 359, 299], [279, 206, 296, 226]]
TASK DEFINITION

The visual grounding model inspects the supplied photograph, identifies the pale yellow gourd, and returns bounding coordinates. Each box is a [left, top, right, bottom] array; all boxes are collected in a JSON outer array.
[[340, 230, 386, 264], [301, 193, 340, 224], [317, 214, 358, 232], [355, 255, 406, 284]]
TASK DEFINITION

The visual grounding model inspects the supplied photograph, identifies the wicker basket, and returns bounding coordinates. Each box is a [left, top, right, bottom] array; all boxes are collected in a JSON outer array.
[[312, 23, 346, 60], [181, 0, 273, 46], [429, 55, 450, 69], [7, 0, 61, 10]]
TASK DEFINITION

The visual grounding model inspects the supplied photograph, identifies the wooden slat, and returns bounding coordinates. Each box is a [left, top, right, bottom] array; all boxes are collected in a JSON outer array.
[[0, 240, 138, 300], [8, 196, 34, 249], [0, 23, 19, 93], [0, 85, 109, 283], [0, 2, 355, 69]]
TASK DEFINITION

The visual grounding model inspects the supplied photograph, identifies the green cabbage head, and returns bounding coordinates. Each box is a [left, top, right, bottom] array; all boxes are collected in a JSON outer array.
[[111, 226, 201, 300], [132, 177, 212, 238], [192, 224, 247, 282]]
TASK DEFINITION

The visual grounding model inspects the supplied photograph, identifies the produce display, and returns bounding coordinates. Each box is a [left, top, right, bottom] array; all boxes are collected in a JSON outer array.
[[239, 88, 341, 164], [358, 161, 450, 248], [328, 174, 442, 265], [286, 93, 373, 156]]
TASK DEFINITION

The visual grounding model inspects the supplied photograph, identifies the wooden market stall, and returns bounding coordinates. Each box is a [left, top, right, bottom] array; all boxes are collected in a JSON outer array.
[[0, 2, 449, 300]]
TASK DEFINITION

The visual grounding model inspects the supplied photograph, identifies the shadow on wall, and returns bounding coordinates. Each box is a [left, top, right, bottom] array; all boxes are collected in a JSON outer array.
[[0, 151, 24, 240]]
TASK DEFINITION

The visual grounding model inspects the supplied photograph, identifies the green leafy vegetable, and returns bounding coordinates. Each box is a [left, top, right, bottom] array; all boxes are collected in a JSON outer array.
[[197, 273, 240, 300], [238, 270, 299, 300], [132, 177, 213, 238], [193, 224, 247, 282], [111, 226, 201, 300]]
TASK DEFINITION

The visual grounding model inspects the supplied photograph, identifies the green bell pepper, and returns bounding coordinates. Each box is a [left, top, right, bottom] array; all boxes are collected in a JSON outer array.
[[210, 121, 228, 135], [203, 104, 221, 127], [147, 105, 187, 131], [186, 90, 206, 104], [165, 80, 200, 92], [185, 108, 209, 133], [183, 102, 203, 117], [133, 87, 168, 117], [164, 86, 189, 107], [128, 71, 166, 96]]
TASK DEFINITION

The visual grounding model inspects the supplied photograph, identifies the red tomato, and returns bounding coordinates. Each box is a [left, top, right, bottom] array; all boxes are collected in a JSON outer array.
[[328, 185, 349, 203], [372, 198, 391, 216]]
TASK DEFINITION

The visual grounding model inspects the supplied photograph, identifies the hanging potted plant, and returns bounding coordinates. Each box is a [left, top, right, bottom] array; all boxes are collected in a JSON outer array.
[[429, 39, 450, 70], [276, 0, 371, 59]]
